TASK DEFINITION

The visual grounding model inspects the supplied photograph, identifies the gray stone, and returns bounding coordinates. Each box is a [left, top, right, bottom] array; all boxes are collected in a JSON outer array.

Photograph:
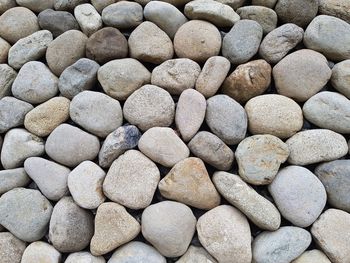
[[0, 0, 16, 15], [252, 0, 277, 8], [0, 37, 10, 63], [237, 6, 277, 34], [215, 0, 245, 9], [65, 252, 105, 263], [331, 59, 350, 99], [319, 0, 350, 24], [16, 0, 54, 12], [21, 241, 61, 263], [147, 0, 190, 7], [0, 232, 26, 263], [0, 64, 16, 99], [176, 245, 217, 263], [102, 1, 142, 29], [292, 250, 331, 263], [54, 0, 88, 11], [91, 0, 118, 13], [0, 168, 30, 195], [74, 4, 102, 36]]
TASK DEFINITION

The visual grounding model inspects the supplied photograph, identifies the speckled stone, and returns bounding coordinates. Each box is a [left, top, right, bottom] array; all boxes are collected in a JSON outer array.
[[0, 232, 26, 263], [292, 250, 331, 263], [331, 60, 350, 99], [176, 245, 217, 263], [0, 168, 30, 195], [65, 252, 105, 263], [21, 241, 61, 263], [0, 64, 17, 99]]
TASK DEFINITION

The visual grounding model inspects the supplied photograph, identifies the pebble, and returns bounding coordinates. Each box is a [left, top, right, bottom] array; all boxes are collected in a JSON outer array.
[[103, 150, 159, 209], [24, 97, 70, 137], [197, 205, 252, 263], [174, 20, 221, 63], [45, 124, 100, 167], [286, 129, 348, 165], [0, 7, 39, 44], [0, 64, 16, 99], [0, 168, 30, 195], [0, 37, 10, 63], [252, 226, 312, 263], [0, 232, 26, 263], [151, 58, 201, 95], [144, 1, 187, 39], [74, 4, 102, 36], [269, 165, 327, 227], [90, 202, 140, 256], [215, 0, 245, 9], [0, 188, 52, 242], [142, 201, 196, 257], [188, 131, 234, 171], [213, 171, 281, 230], [331, 60, 350, 99], [259, 23, 304, 64], [86, 27, 128, 64], [0, 0, 16, 14], [245, 94, 303, 138], [21, 241, 61, 263], [311, 209, 350, 263], [252, 0, 277, 8], [206, 95, 247, 145], [319, 0, 350, 24], [222, 19, 263, 64], [1, 128, 44, 169], [98, 125, 141, 168], [46, 30, 88, 76], [91, 0, 118, 13], [54, 0, 88, 11], [292, 250, 331, 263], [236, 134, 289, 185], [12, 61, 58, 104], [49, 196, 94, 253], [150, 0, 190, 6], [304, 15, 350, 61], [98, 58, 151, 100], [176, 245, 217, 263], [222, 59, 272, 103], [24, 157, 70, 201], [195, 56, 230, 98], [123, 85, 175, 131], [65, 252, 106, 263], [16, 0, 54, 12]]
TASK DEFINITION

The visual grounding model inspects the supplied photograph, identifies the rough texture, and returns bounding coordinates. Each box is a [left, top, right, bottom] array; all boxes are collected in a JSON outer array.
[[331, 60, 350, 99], [0, 37, 10, 63], [319, 0, 350, 24], [177, 245, 217, 263], [292, 250, 331, 263], [21, 241, 61, 263], [0, 232, 26, 263], [0, 64, 17, 99]]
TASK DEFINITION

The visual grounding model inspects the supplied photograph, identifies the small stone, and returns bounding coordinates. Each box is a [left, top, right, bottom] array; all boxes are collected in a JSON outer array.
[[0, 232, 26, 263], [0, 0, 16, 15], [319, 0, 350, 24], [252, 0, 277, 8], [74, 4, 102, 36], [188, 131, 234, 171], [0, 188, 52, 242], [292, 250, 331, 263], [12, 61, 58, 104], [54, 0, 88, 11], [90, 202, 140, 256], [0, 168, 30, 195], [245, 94, 303, 139], [237, 6, 277, 34], [215, 0, 245, 9], [0, 64, 17, 99], [286, 129, 348, 165], [91, 0, 118, 13], [16, 0, 54, 12], [176, 245, 217, 263], [24, 157, 70, 201], [331, 60, 350, 99], [0, 37, 10, 63], [65, 252, 106, 263], [21, 241, 61, 263], [103, 150, 159, 209]]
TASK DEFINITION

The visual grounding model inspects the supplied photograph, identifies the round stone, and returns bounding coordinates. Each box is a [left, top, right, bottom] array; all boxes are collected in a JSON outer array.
[[16, 0, 53, 12], [252, 0, 277, 8], [54, 0, 88, 11], [292, 250, 332, 263], [237, 6, 277, 34], [319, 0, 350, 24], [74, 4, 102, 36], [91, 0, 118, 12], [0, 64, 17, 99], [177, 245, 217, 263], [21, 241, 61, 263], [65, 252, 105, 263], [0, 232, 26, 263], [0, 0, 16, 15], [0, 168, 30, 195], [331, 60, 350, 99], [0, 37, 10, 63]]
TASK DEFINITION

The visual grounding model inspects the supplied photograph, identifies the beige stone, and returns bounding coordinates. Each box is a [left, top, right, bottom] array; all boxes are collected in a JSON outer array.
[[292, 249, 331, 263], [176, 245, 217, 263], [237, 6, 277, 34], [319, 0, 350, 24], [331, 59, 350, 99], [0, 37, 10, 63], [21, 241, 61, 263], [0, 232, 26, 263]]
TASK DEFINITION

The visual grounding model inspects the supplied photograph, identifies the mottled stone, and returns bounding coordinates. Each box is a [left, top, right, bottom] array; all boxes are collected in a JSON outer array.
[[252, 0, 277, 8], [237, 6, 277, 34], [215, 0, 245, 9], [0, 64, 16, 99], [0, 37, 10, 63], [66, 252, 105, 263], [54, 0, 88, 11], [91, 0, 118, 13], [0, 232, 26, 263], [319, 0, 350, 24], [16, 0, 53, 12], [176, 245, 217, 263], [74, 4, 102, 36], [0, 0, 16, 15], [0, 168, 30, 195], [331, 60, 350, 99], [21, 241, 61, 263], [292, 250, 331, 263]]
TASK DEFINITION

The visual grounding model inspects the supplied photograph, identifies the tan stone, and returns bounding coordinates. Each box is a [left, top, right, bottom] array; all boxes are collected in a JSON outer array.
[[0, 232, 26, 263], [292, 249, 331, 263], [0, 37, 10, 63], [319, 0, 350, 24], [21, 241, 61, 263], [176, 245, 217, 263]]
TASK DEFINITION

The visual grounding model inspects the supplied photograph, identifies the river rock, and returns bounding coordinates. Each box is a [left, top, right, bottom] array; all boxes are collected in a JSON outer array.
[[21, 241, 61, 263], [0, 37, 10, 63], [331, 59, 350, 99], [0, 64, 16, 99], [91, 0, 118, 12], [237, 6, 277, 34], [74, 4, 102, 36], [0, 168, 30, 195], [0, 232, 26, 263], [54, 0, 88, 11], [65, 252, 105, 263], [0, 0, 16, 15], [292, 250, 331, 263], [319, 0, 350, 24], [213, 0, 245, 9], [252, 0, 277, 8], [16, 0, 53, 12], [177, 245, 217, 263]]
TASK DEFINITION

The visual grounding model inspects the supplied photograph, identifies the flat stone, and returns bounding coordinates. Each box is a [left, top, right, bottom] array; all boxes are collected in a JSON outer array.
[[292, 250, 331, 263], [0, 168, 30, 195], [331, 60, 350, 99], [252, 0, 277, 8], [0, 64, 16, 99], [0, 232, 26, 263], [319, 0, 350, 24], [16, 0, 54, 12], [54, 0, 88, 11], [237, 6, 277, 34], [21, 241, 61, 263], [65, 252, 105, 263], [74, 4, 102, 36], [0, 37, 10, 63], [0, 0, 16, 15], [176, 245, 217, 263]]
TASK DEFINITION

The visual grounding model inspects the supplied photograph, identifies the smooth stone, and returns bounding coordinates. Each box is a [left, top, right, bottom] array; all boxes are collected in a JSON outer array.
[[0, 64, 16, 99], [54, 0, 88, 11], [98, 58, 151, 100], [188, 131, 234, 171], [252, 0, 277, 8], [0, 232, 26, 263], [65, 252, 106, 263], [0, 188, 52, 242], [21, 241, 61, 263], [103, 150, 159, 209], [237, 6, 277, 34], [0, 0, 16, 15], [0, 37, 10, 63], [12, 61, 58, 104], [24, 157, 70, 201], [259, 23, 304, 64], [49, 196, 94, 253], [197, 205, 252, 263], [1, 128, 44, 169], [123, 85, 175, 131], [222, 59, 272, 103], [24, 97, 70, 137], [252, 226, 312, 263], [286, 129, 348, 165], [45, 124, 100, 167], [16, 0, 54, 12], [151, 58, 201, 95], [245, 94, 303, 139], [91, 202, 140, 256], [319, 0, 350, 24], [222, 19, 263, 64], [91, 0, 118, 12], [331, 60, 350, 98], [176, 245, 217, 263], [0, 168, 30, 195], [74, 4, 102, 36], [292, 250, 331, 263]]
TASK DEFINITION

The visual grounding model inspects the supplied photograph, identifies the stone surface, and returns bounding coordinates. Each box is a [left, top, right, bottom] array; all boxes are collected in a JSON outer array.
[[74, 3, 102, 36], [176, 245, 217, 263], [252, 0, 277, 8], [319, 0, 350, 24], [0, 232, 26, 263], [0, 168, 30, 195], [91, 0, 118, 12], [21, 241, 61, 263], [0, 0, 16, 15], [16, 0, 54, 12], [0, 64, 16, 99], [331, 60, 350, 99], [215, 0, 245, 9], [292, 250, 331, 263], [54, 0, 89, 11], [237, 6, 277, 34], [65, 252, 105, 263], [0, 37, 10, 63]]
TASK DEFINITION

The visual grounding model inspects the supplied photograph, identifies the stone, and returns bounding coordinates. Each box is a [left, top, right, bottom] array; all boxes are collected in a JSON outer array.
[[331, 60, 350, 99], [0, 64, 16, 99], [24, 97, 70, 137], [45, 124, 100, 167], [58, 58, 99, 99], [86, 27, 128, 64], [0, 232, 26, 263], [103, 150, 159, 209], [159, 157, 220, 210], [151, 58, 201, 95], [269, 165, 327, 227], [259, 23, 304, 64], [174, 20, 221, 63], [98, 125, 141, 168], [0, 0, 16, 15], [252, 227, 312, 263], [311, 209, 350, 263], [213, 171, 281, 230], [65, 252, 105, 263], [188, 131, 234, 170], [245, 94, 303, 139], [0, 188, 52, 242], [21, 241, 61, 263], [46, 30, 88, 76], [0, 7, 39, 44], [98, 58, 151, 100], [195, 56, 230, 98], [1, 128, 44, 169], [90, 202, 140, 256], [252, 0, 277, 8], [123, 85, 175, 131], [74, 4, 102, 36], [286, 129, 348, 165], [16, 0, 54, 12], [222, 20, 263, 64], [206, 95, 247, 145], [319, 0, 350, 24], [12, 61, 58, 104], [292, 250, 331, 263], [24, 157, 70, 201], [0, 168, 30, 195], [222, 59, 272, 103], [237, 6, 277, 34], [197, 205, 251, 263], [91, 0, 118, 13], [304, 15, 350, 61], [144, 1, 187, 39], [0, 37, 10, 63], [54, 0, 88, 11], [129, 21, 173, 64], [49, 197, 94, 253], [235, 135, 289, 185], [176, 245, 217, 263], [273, 49, 332, 102]]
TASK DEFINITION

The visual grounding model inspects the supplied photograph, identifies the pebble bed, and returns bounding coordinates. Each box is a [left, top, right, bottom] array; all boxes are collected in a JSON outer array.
[[0, 0, 350, 262]]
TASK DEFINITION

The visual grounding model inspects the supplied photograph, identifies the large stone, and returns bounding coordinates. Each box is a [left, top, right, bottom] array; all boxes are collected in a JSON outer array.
[[319, 0, 350, 24], [0, 37, 10, 63], [176, 245, 217, 263], [237, 6, 277, 34], [0, 64, 17, 99], [0, 232, 26, 263], [0, 0, 16, 15], [215, 0, 245, 9], [91, 0, 118, 12], [65, 252, 105, 263], [292, 250, 331, 263], [252, 0, 277, 8], [0, 168, 30, 195], [16, 0, 54, 12], [331, 60, 350, 99], [21, 241, 61, 263], [74, 4, 102, 36], [54, 0, 88, 11]]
